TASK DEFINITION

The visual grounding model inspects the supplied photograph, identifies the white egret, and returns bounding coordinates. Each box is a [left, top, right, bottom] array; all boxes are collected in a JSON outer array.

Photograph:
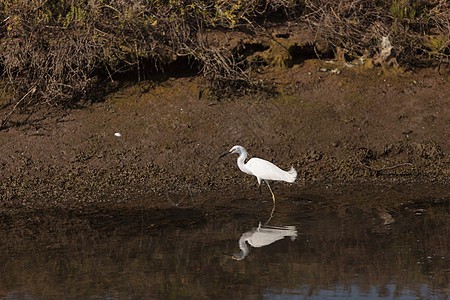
[[219, 145, 297, 204], [232, 223, 297, 260]]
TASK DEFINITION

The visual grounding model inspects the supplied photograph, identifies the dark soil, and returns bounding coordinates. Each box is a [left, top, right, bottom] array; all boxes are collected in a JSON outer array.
[[0, 29, 449, 213]]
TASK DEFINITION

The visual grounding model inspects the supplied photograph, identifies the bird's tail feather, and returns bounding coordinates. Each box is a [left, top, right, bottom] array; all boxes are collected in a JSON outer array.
[[285, 167, 297, 183]]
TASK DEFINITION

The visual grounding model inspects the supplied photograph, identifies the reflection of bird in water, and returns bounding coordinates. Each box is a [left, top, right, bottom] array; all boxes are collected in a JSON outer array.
[[219, 145, 297, 205], [232, 223, 297, 260]]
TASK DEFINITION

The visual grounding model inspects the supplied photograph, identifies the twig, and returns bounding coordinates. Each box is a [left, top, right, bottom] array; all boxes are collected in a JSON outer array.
[[355, 150, 414, 172], [1, 87, 37, 129], [357, 159, 414, 172]]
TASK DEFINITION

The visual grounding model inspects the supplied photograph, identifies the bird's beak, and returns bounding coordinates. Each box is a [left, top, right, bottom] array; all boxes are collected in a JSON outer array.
[[219, 151, 232, 158], [223, 252, 237, 259]]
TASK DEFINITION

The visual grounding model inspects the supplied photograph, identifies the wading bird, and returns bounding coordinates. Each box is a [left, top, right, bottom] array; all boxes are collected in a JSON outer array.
[[232, 223, 297, 260], [219, 145, 297, 204]]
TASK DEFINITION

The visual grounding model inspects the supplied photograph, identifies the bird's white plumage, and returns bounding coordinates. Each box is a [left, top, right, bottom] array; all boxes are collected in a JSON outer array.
[[245, 225, 297, 247], [246, 158, 297, 183], [220, 145, 297, 203], [222, 145, 297, 184], [233, 224, 297, 260]]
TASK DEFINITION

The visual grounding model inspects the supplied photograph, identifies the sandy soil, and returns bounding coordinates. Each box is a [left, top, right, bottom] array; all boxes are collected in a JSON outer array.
[[0, 46, 449, 211]]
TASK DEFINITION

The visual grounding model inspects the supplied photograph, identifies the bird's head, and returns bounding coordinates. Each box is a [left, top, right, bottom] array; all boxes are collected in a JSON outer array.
[[219, 145, 245, 158], [223, 252, 245, 261], [232, 252, 247, 260]]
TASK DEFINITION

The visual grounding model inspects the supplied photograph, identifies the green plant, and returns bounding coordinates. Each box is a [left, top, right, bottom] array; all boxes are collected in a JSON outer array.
[[390, 0, 417, 20]]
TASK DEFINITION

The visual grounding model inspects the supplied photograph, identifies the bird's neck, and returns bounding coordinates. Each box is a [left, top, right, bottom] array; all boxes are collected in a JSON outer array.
[[237, 152, 252, 175], [237, 236, 250, 259]]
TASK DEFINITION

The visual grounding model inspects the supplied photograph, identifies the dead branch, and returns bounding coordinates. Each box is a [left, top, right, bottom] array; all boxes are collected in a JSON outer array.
[[354, 148, 414, 173], [1, 87, 36, 129]]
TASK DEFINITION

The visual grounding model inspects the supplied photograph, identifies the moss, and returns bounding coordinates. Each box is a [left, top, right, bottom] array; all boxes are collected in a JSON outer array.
[[261, 40, 293, 68], [426, 35, 449, 57]]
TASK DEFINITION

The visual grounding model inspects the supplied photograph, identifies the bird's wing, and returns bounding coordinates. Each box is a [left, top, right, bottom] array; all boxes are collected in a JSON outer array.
[[246, 158, 296, 182], [247, 231, 285, 248], [248, 225, 298, 247]]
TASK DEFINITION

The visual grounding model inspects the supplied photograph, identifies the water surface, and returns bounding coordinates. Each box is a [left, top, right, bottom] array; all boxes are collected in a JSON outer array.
[[0, 187, 448, 299]]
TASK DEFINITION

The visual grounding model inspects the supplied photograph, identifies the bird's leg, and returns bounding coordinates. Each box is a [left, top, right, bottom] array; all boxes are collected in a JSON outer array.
[[257, 178, 263, 203], [265, 202, 275, 225], [265, 180, 276, 205]]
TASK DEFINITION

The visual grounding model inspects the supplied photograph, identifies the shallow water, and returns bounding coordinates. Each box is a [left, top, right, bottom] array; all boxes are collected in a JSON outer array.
[[0, 189, 449, 299]]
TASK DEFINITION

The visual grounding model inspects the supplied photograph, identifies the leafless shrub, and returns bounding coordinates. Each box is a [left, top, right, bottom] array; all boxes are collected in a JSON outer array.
[[2, 27, 99, 105], [303, 1, 390, 58], [0, 1, 256, 112], [0, 0, 448, 127], [303, 0, 449, 66], [0, 0, 103, 120]]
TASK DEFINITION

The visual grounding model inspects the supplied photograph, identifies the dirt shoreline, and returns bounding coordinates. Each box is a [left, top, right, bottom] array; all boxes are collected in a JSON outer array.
[[1, 58, 449, 211]]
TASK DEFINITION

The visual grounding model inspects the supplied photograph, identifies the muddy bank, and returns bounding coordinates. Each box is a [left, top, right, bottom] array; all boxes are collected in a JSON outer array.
[[0, 60, 449, 209]]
